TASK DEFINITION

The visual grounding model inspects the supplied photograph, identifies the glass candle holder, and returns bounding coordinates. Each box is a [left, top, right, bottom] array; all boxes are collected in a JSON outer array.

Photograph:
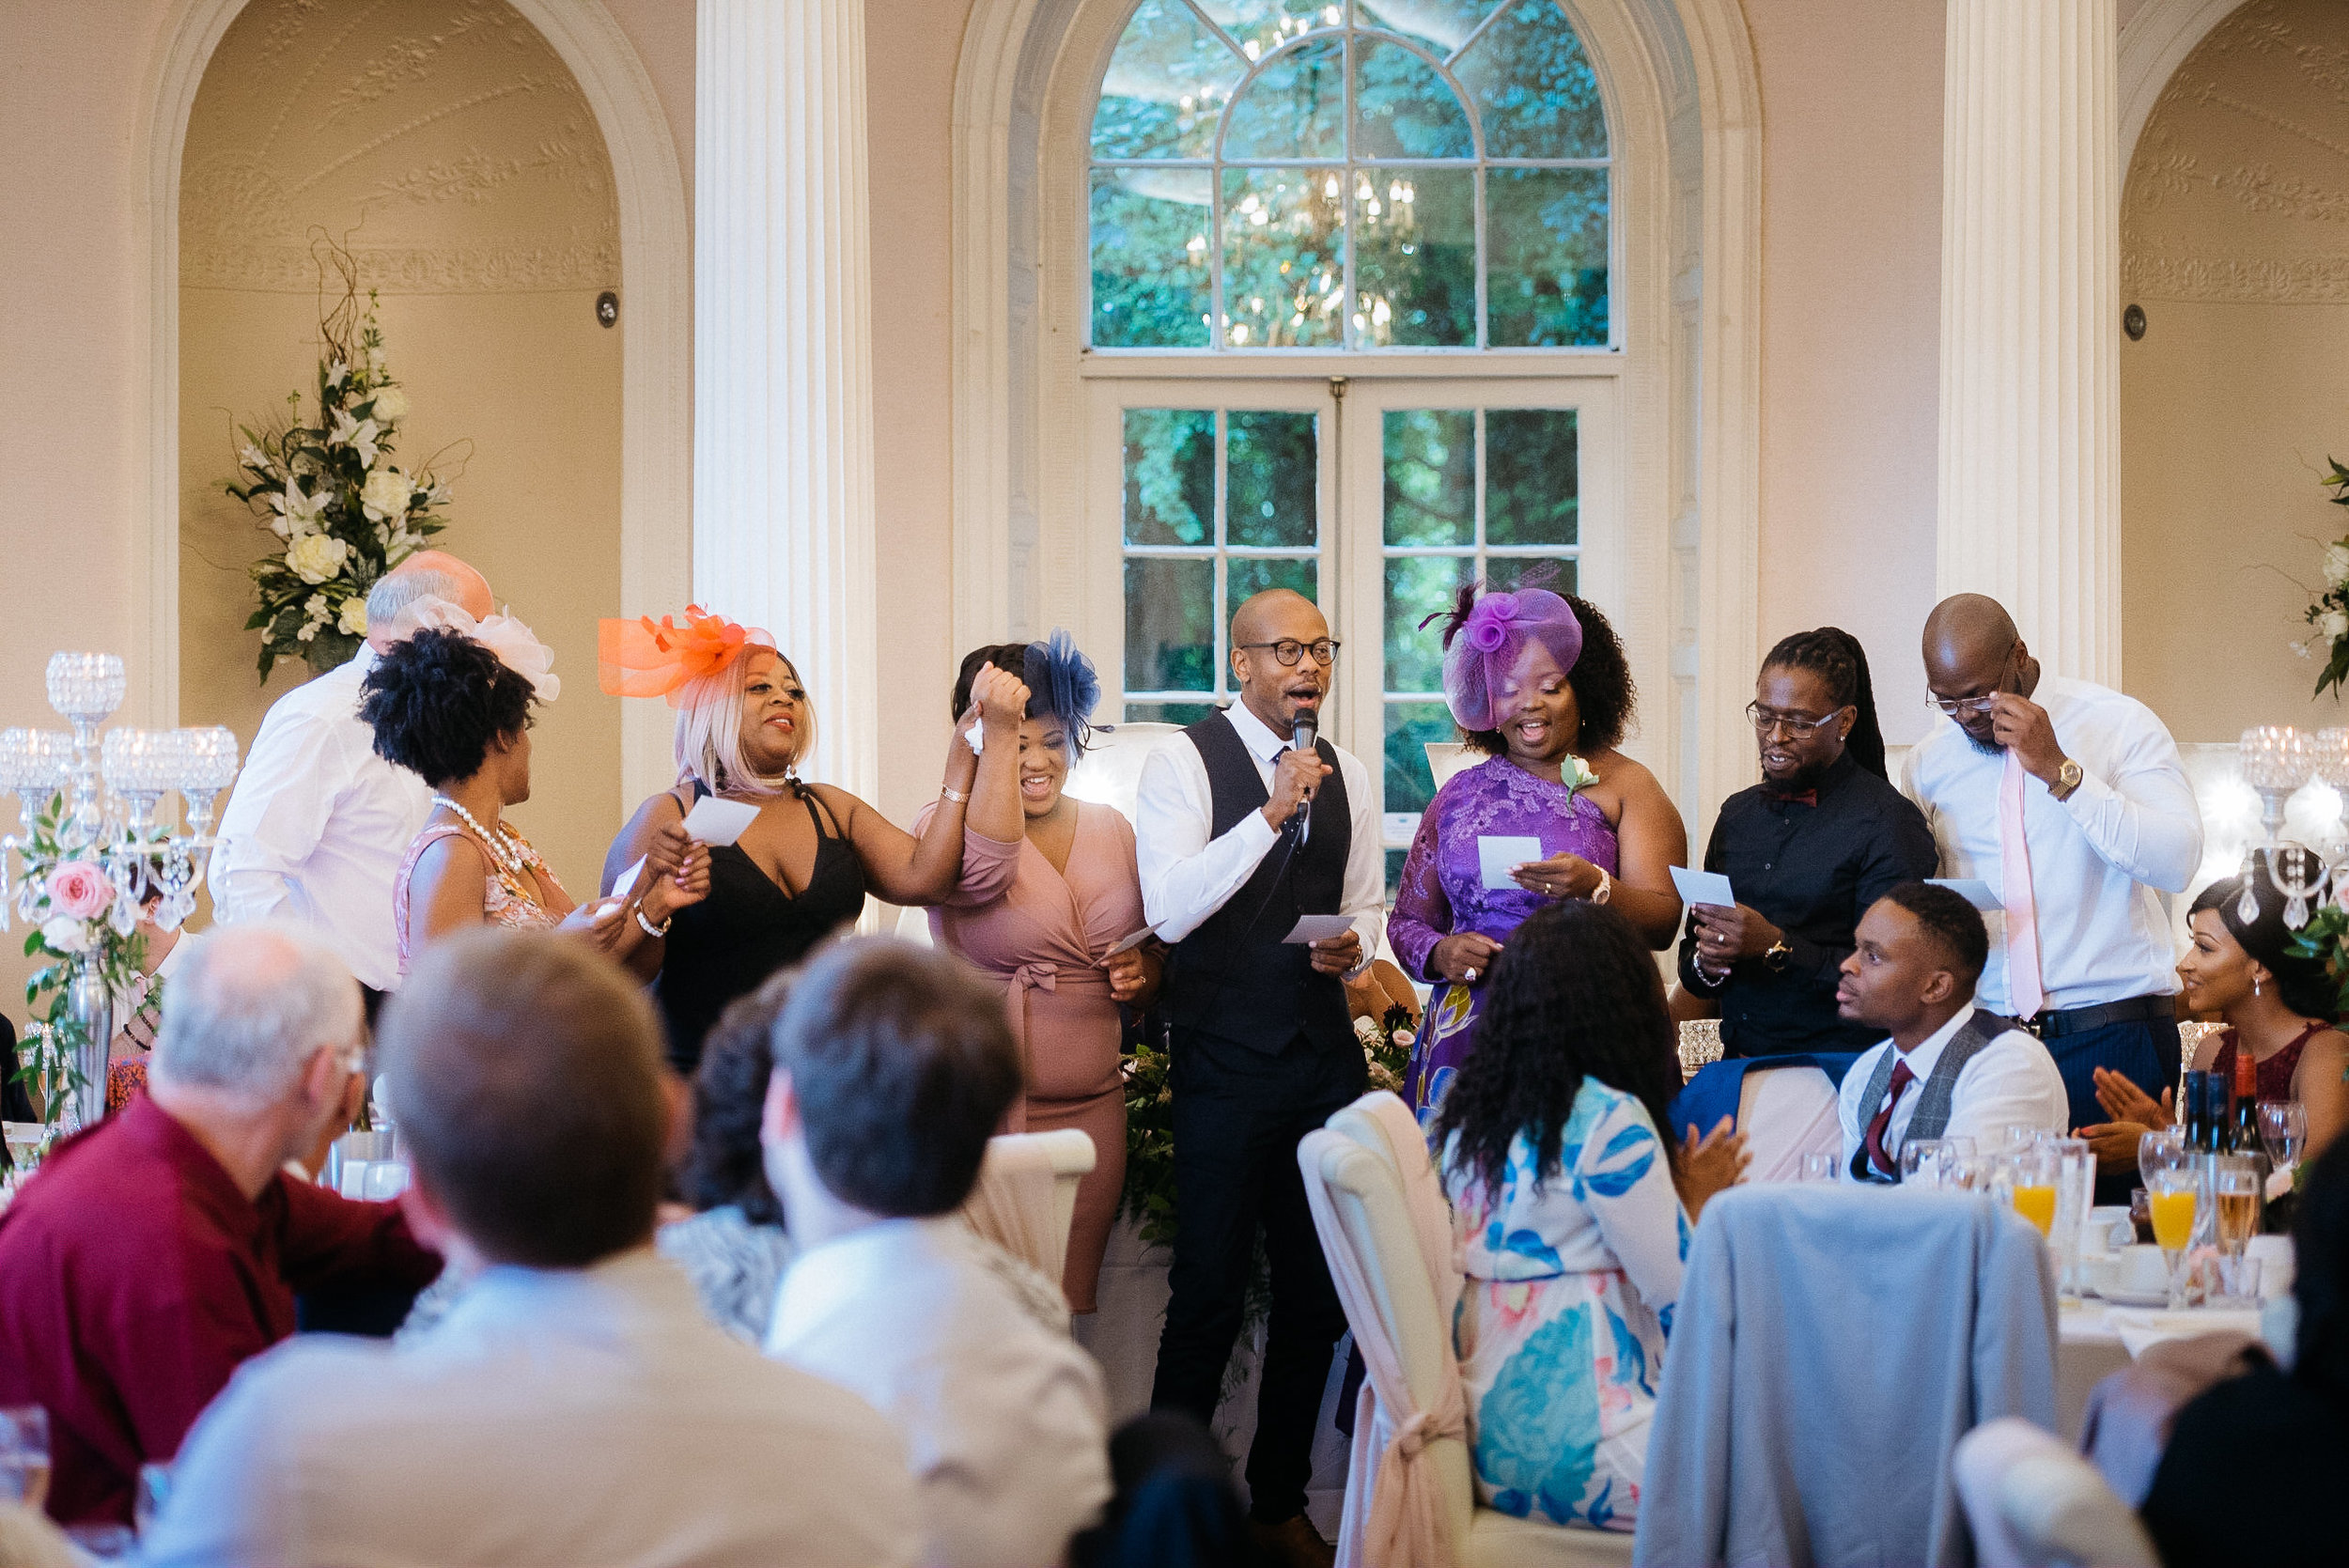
[[43, 653, 126, 726]]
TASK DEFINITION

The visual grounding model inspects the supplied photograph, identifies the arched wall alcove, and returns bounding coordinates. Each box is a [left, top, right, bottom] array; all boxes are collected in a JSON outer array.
[[144, 0, 689, 894], [2118, 0, 2349, 741]]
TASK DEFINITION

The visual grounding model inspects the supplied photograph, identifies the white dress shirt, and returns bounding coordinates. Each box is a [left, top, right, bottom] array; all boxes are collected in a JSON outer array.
[[768, 1217, 1111, 1568], [142, 1249, 920, 1568], [1132, 703, 1386, 958], [1899, 675, 2201, 1015], [207, 648, 431, 991], [1837, 1003, 2072, 1181]]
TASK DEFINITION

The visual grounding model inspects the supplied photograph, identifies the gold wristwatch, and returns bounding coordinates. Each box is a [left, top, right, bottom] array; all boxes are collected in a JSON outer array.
[[2050, 758, 2084, 802], [1763, 938, 1793, 972]]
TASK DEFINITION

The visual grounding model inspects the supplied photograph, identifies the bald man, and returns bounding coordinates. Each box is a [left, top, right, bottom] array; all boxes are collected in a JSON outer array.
[[210, 552, 497, 1001], [1899, 594, 2201, 1201], [1132, 588, 1383, 1568]]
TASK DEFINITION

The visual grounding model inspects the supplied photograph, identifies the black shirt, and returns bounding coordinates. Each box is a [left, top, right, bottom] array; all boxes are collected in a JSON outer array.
[[1676, 751, 1938, 1056], [2141, 1365, 2349, 1568]]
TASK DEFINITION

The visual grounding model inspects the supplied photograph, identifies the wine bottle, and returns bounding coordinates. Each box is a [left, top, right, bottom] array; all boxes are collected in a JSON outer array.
[[2232, 1045, 2263, 1156], [2183, 1070, 2209, 1151]]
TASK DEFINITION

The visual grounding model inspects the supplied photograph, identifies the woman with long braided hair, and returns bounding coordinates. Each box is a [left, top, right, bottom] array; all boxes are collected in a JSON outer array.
[[1677, 627, 1938, 1055]]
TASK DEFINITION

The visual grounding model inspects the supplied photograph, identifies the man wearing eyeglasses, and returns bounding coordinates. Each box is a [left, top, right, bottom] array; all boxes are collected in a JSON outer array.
[[1133, 587, 1383, 1568], [1900, 594, 2202, 1202], [1679, 629, 1938, 1055]]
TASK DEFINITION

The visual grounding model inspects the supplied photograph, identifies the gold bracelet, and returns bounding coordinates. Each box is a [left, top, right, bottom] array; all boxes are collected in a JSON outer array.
[[940, 784, 970, 804]]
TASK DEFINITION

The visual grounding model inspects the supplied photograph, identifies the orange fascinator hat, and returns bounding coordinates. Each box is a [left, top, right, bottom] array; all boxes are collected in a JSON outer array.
[[598, 605, 774, 706]]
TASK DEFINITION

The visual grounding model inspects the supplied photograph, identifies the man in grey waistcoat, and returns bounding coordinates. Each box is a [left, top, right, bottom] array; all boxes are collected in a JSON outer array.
[[1833, 881, 2068, 1182]]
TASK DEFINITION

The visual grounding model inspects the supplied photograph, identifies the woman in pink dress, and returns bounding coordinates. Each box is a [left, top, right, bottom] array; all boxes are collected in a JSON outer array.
[[922, 633, 1161, 1312]]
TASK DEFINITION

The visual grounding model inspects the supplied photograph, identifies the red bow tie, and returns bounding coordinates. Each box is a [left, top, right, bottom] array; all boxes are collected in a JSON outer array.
[[1765, 788, 1818, 807]]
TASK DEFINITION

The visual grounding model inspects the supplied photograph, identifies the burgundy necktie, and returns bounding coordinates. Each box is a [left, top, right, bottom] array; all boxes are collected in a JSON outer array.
[[1864, 1058, 1917, 1178]]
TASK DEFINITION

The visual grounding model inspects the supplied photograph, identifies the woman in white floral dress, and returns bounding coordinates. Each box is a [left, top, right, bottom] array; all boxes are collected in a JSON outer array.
[[1433, 901, 1746, 1531]]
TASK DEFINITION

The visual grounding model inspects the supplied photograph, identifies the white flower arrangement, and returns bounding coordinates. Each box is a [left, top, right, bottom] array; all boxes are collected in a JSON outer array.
[[224, 244, 452, 679]]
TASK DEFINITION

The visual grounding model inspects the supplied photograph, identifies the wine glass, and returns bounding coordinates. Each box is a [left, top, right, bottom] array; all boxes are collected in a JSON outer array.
[[2213, 1155, 2261, 1258], [2259, 1100, 2308, 1175], [2143, 1141, 2200, 1308]]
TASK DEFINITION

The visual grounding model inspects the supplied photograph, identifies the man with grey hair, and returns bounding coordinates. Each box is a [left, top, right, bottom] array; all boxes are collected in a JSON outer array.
[[144, 930, 917, 1568], [209, 550, 494, 1002], [0, 925, 439, 1529]]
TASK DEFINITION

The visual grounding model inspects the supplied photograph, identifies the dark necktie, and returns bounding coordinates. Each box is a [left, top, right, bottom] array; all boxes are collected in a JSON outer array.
[[1864, 1058, 1918, 1178]]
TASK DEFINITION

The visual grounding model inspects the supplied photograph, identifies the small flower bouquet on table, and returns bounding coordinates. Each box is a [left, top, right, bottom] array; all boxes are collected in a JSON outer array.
[[224, 243, 453, 678], [9, 796, 148, 1130]]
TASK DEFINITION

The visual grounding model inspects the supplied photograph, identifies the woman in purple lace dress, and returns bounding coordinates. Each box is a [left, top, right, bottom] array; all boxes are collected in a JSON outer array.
[[1390, 585, 1688, 1121]]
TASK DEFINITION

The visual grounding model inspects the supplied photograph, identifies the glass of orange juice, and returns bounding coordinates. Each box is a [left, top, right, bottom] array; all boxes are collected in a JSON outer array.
[[2147, 1162, 2201, 1308], [2010, 1144, 2060, 1239]]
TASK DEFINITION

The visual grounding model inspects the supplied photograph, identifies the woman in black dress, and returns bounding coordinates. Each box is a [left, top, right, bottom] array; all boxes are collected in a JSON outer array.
[[599, 606, 1030, 1071]]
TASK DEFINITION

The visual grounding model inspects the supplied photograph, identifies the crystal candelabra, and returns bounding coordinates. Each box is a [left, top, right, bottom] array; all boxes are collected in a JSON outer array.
[[0, 653, 241, 1126], [2236, 724, 2326, 928]]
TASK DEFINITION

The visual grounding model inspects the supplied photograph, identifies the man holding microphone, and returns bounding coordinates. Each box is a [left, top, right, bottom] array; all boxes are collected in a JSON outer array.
[[1134, 588, 1384, 1568]]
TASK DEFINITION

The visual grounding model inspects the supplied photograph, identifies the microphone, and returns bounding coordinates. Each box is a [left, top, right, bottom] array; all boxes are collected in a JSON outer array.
[[1290, 713, 1316, 845]]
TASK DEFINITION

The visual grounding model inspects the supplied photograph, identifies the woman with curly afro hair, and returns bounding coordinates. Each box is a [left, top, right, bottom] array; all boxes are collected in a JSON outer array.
[[1389, 580, 1688, 1119], [361, 628, 709, 976], [1431, 899, 1744, 1533]]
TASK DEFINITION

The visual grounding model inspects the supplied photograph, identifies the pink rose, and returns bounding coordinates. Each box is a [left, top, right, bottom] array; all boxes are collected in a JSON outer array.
[[48, 860, 113, 921]]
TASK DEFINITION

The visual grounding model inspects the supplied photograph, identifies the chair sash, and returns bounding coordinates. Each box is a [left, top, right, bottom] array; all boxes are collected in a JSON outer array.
[[960, 1135, 1064, 1281]]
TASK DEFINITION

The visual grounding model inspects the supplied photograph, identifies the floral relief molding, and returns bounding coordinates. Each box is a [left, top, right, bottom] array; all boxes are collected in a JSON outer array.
[[2122, 251, 2349, 303], [180, 239, 619, 293]]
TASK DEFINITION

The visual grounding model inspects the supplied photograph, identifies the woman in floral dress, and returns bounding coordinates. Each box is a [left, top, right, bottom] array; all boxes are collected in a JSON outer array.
[[1433, 900, 1745, 1532], [1390, 582, 1686, 1121]]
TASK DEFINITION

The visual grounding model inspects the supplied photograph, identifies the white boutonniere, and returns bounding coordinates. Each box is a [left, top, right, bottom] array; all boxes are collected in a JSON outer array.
[[1563, 755, 1600, 794]]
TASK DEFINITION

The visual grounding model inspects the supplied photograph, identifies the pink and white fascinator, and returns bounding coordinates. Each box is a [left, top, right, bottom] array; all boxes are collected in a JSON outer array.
[[377, 597, 561, 701]]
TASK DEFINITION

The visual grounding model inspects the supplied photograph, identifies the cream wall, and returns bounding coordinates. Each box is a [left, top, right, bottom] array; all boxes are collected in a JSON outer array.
[[2121, 0, 2349, 743]]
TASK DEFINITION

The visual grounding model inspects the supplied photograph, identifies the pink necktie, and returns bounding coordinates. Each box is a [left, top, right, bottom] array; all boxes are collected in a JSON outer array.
[[1999, 750, 2046, 1019]]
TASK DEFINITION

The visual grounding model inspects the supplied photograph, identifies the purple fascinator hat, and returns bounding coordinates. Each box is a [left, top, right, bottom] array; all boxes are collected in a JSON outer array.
[[1423, 575, 1584, 733]]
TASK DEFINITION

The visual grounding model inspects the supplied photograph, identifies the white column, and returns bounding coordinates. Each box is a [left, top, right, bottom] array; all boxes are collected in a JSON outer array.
[[695, 0, 879, 800], [1937, 0, 2122, 683]]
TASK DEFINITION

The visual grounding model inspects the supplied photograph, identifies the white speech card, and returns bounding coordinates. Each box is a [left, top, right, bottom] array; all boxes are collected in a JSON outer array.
[[680, 795, 763, 847], [1669, 865, 1737, 910], [1283, 914, 1358, 945], [1106, 925, 1156, 956], [1477, 835, 1547, 891], [1928, 877, 2004, 912]]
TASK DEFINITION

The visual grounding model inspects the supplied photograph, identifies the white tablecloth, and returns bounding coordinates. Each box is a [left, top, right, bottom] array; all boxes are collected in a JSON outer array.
[[2054, 1300, 2265, 1438]]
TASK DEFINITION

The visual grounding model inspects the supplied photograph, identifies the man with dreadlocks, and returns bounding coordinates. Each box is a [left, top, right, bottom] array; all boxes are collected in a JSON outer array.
[[1679, 628, 1938, 1055]]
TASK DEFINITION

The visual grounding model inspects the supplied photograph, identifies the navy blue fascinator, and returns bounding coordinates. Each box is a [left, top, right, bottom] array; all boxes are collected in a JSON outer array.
[[1026, 629, 1107, 754]]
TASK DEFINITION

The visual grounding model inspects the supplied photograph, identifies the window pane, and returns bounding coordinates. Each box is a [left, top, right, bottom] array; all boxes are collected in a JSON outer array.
[[1221, 167, 1345, 348], [1385, 701, 1457, 817], [1126, 557, 1217, 691], [1091, 169, 1214, 348], [1227, 411, 1317, 548], [1486, 167, 1608, 347], [1385, 554, 1472, 692], [1092, 0, 1247, 160], [1124, 701, 1220, 726], [1230, 555, 1317, 606], [1214, 1, 1341, 63], [1353, 38, 1472, 160], [1453, 0, 1607, 159], [1486, 555, 1578, 597], [1353, 168, 1474, 347], [1354, 0, 1504, 60], [1485, 409, 1578, 546], [1123, 409, 1215, 546], [1383, 409, 1473, 546], [1385, 845, 1409, 899], [1221, 35, 1344, 160]]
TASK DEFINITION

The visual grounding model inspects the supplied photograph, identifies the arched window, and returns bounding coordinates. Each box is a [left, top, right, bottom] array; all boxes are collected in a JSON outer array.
[[1083, 3, 1630, 885], [1089, 2, 1611, 350]]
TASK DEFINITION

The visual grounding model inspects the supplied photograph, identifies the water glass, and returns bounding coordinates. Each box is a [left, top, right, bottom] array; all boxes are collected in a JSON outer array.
[[1900, 1137, 1971, 1189], [363, 1161, 412, 1202], [2212, 1252, 2263, 1309], [0, 1405, 50, 1511]]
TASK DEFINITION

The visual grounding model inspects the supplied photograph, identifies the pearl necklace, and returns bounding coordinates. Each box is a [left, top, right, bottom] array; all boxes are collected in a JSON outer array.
[[430, 795, 528, 875]]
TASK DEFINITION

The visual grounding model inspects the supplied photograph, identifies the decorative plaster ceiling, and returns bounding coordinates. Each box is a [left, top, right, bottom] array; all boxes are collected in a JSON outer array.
[[180, 0, 619, 293], [2124, 0, 2349, 303]]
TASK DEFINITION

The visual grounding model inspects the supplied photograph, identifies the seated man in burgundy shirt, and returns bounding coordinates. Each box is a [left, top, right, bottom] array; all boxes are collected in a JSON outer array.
[[0, 924, 439, 1526]]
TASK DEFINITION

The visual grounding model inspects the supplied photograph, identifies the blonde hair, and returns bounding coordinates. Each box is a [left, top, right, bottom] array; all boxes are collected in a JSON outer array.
[[672, 646, 811, 797]]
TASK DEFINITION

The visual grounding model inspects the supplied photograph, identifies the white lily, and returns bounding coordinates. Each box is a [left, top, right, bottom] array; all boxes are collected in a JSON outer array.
[[329, 410, 382, 468], [325, 359, 350, 389], [268, 481, 330, 541], [239, 442, 270, 473]]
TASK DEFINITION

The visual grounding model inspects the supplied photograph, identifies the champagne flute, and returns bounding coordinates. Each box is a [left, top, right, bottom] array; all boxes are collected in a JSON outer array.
[[2213, 1155, 2260, 1257], [2145, 1145, 2200, 1309], [2009, 1143, 2061, 1238]]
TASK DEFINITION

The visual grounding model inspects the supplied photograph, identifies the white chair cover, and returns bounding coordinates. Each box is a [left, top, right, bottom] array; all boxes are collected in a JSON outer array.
[[1735, 1065, 1843, 1183], [1303, 1091, 1466, 1568], [960, 1128, 1096, 1284], [1952, 1417, 2159, 1568]]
